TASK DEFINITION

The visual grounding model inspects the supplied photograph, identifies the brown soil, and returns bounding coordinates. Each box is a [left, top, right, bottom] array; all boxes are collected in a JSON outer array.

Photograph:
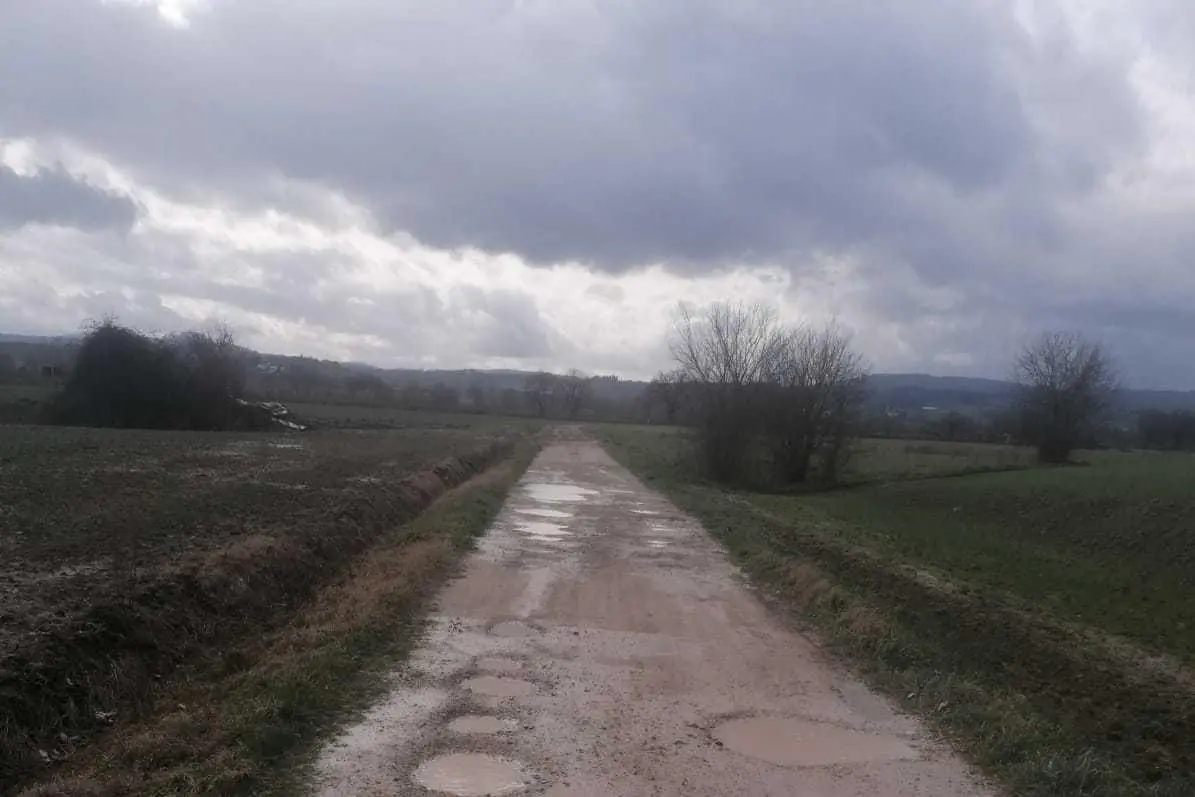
[[0, 434, 515, 794], [312, 437, 995, 795]]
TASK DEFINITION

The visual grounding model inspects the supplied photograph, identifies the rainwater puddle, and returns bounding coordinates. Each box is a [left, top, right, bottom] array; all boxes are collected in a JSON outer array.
[[448, 715, 518, 734], [646, 539, 669, 549], [712, 716, 917, 767], [463, 676, 536, 698], [527, 534, 576, 545], [514, 520, 571, 538], [516, 507, 572, 519], [490, 620, 538, 638], [477, 657, 524, 674], [524, 483, 597, 504], [269, 442, 303, 450], [412, 753, 527, 796], [632, 508, 659, 516]]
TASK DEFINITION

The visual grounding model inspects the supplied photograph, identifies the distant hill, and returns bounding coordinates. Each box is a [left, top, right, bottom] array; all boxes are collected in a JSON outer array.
[[4, 332, 1195, 416]]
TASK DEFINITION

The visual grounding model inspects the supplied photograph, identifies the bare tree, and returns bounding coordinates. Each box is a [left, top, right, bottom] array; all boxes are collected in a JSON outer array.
[[670, 301, 783, 482], [524, 371, 557, 417], [645, 368, 687, 424], [766, 322, 867, 484], [1013, 330, 1118, 463], [558, 369, 593, 419]]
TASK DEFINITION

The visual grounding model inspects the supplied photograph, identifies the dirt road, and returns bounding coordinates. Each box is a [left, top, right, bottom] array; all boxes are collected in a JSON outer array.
[[314, 438, 994, 796]]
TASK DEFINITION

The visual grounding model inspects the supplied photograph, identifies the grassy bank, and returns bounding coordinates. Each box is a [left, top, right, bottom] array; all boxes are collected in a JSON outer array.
[[596, 424, 1195, 797], [21, 441, 538, 797]]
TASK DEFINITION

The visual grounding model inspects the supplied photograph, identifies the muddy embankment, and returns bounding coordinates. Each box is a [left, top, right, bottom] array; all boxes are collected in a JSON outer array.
[[0, 436, 516, 793]]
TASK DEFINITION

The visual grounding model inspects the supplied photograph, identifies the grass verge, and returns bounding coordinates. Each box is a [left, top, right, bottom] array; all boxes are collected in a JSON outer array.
[[596, 424, 1195, 797], [18, 442, 538, 797]]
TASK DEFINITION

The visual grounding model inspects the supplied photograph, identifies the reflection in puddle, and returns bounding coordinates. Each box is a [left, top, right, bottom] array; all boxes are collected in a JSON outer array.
[[516, 507, 572, 519], [514, 520, 571, 537], [646, 539, 669, 549], [632, 508, 659, 516], [448, 715, 518, 734], [412, 753, 527, 796], [711, 716, 917, 767], [524, 483, 598, 503], [463, 676, 536, 698]]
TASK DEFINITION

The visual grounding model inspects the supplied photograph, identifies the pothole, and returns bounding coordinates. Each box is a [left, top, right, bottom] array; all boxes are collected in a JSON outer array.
[[514, 520, 571, 537], [477, 657, 524, 674], [711, 716, 918, 767], [412, 753, 527, 796], [463, 676, 536, 698], [515, 507, 572, 519], [447, 715, 518, 734], [490, 620, 538, 638], [524, 483, 598, 503]]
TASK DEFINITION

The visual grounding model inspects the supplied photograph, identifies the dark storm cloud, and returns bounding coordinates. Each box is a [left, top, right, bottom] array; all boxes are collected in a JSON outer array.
[[0, 0, 1140, 271], [0, 165, 138, 232], [3, 1, 1194, 385]]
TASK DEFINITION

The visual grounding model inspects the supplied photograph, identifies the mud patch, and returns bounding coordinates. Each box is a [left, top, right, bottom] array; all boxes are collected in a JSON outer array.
[[524, 483, 597, 504], [412, 753, 528, 796], [448, 715, 518, 734], [711, 716, 918, 767]]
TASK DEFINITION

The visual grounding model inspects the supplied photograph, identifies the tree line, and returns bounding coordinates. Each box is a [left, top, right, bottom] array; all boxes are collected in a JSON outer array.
[[648, 302, 1121, 486]]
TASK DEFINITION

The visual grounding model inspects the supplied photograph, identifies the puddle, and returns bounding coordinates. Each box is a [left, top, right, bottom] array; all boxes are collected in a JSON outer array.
[[524, 483, 598, 504], [491, 621, 538, 638], [477, 657, 524, 674], [269, 442, 304, 450], [514, 520, 571, 537], [463, 676, 536, 698], [527, 534, 577, 545], [448, 715, 518, 734], [516, 507, 572, 519], [711, 716, 917, 767], [646, 539, 669, 549], [632, 508, 659, 516], [412, 753, 527, 796]]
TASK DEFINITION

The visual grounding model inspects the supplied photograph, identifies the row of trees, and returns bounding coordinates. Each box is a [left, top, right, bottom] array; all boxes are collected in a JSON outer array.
[[653, 303, 1121, 483]]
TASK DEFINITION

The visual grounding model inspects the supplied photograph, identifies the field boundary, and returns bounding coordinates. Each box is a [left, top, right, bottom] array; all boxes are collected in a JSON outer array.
[[0, 435, 520, 793]]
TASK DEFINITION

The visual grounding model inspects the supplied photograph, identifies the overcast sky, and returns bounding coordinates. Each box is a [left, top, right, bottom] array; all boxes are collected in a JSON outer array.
[[2, 1, 1194, 387]]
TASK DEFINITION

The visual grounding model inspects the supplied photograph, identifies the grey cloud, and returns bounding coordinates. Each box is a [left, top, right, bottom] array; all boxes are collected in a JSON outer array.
[[0, 166, 138, 232], [3, 1, 1194, 386], [0, 1, 1140, 270]]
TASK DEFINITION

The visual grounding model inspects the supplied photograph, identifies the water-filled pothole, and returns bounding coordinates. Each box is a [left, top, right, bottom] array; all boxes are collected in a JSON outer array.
[[448, 714, 518, 734], [463, 675, 536, 698], [477, 657, 524, 674], [711, 716, 917, 767], [514, 520, 571, 537], [412, 753, 527, 796], [490, 620, 538, 637], [516, 507, 572, 519], [524, 483, 598, 503]]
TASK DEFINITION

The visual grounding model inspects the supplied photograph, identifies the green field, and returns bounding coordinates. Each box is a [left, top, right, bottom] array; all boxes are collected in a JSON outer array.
[[597, 424, 1195, 796]]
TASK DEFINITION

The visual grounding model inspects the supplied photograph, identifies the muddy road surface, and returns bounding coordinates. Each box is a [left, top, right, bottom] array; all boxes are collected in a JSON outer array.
[[314, 438, 994, 796]]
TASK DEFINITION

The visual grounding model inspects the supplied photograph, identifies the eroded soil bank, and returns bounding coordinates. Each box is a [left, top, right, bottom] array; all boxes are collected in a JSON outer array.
[[314, 437, 994, 796]]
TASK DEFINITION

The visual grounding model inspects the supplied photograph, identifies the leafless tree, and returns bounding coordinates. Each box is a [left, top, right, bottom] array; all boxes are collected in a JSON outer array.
[[670, 301, 783, 481], [646, 368, 687, 425], [524, 371, 557, 417], [766, 322, 867, 484], [1013, 330, 1118, 463], [558, 369, 593, 419]]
